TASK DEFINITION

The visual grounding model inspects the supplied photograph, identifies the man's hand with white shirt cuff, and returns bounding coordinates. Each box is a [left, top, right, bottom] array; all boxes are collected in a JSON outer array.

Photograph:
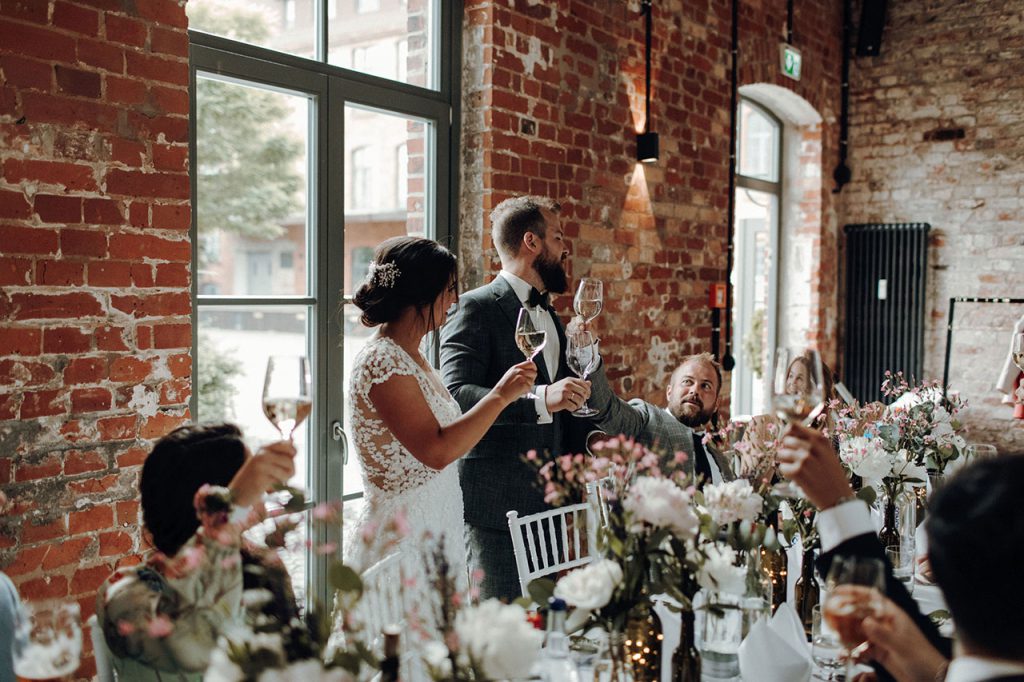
[[817, 499, 875, 552], [777, 421, 857, 511], [533, 385, 553, 424]]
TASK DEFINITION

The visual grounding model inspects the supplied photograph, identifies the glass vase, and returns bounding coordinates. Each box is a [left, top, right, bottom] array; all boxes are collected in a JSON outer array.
[[670, 608, 701, 682], [741, 549, 771, 638], [698, 591, 742, 680], [793, 548, 820, 638], [878, 484, 916, 553]]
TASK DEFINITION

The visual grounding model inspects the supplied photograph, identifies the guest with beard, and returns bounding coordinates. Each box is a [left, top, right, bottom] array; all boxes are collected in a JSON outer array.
[[585, 352, 735, 486], [440, 194, 593, 601]]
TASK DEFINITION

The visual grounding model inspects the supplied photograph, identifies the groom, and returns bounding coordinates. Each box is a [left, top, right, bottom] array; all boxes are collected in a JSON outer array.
[[440, 195, 592, 601]]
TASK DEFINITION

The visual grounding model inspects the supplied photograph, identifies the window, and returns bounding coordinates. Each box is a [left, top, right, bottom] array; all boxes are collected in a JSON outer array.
[[731, 99, 782, 417], [189, 2, 460, 609], [396, 142, 408, 209], [284, 0, 296, 28], [356, 0, 380, 14], [350, 146, 372, 210], [327, 0, 337, 21]]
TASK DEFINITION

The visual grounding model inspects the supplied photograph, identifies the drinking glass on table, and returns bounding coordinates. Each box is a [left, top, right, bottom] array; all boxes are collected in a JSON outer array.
[[565, 331, 599, 417], [886, 544, 915, 596], [573, 278, 603, 323], [262, 355, 312, 441], [770, 347, 826, 498], [12, 601, 82, 681], [822, 556, 885, 678], [967, 443, 998, 460], [811, 604, 843, 682], [515, 307, 547, 400]]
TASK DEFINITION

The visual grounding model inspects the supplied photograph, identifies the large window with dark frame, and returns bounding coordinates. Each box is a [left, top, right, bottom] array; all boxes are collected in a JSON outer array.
[[188, 0, 459, 607], [731, 98, 782, 418]]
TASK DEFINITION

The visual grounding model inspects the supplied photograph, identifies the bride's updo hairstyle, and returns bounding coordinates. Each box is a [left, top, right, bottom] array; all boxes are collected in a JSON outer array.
[[353, 236, 457, 329]]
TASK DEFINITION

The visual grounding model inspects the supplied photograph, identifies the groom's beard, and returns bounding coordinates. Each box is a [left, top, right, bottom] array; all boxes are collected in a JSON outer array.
[[670, 397, 715, 428], [534, 251, 568, 294]]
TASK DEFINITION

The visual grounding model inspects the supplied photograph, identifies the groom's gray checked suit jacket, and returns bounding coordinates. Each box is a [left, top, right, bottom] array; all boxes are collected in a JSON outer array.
[[587, 363, 735, 481], [440, 276, 591, 599]]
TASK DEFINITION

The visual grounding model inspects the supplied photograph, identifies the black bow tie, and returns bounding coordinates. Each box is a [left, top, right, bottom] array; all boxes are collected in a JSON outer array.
[[527, 287, 551, 311]]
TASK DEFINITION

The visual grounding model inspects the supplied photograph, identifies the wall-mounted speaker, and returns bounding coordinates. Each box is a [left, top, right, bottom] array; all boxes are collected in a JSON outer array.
[[856, 0, 888, 56]]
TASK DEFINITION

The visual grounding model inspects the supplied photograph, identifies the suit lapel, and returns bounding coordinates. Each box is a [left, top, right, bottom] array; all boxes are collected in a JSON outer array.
[[490, 276, 555, 384]]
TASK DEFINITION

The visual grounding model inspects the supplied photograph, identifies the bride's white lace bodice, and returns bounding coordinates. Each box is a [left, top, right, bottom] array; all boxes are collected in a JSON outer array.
[[346, 335, 465, 572]]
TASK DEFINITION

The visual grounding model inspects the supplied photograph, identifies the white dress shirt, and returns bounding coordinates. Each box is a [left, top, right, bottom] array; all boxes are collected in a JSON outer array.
[[689, 426, 724, 485], [498, 270, 561, 424]]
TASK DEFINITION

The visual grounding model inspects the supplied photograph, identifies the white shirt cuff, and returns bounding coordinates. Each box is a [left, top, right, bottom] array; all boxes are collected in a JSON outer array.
[[816, 500, 875, 553], [229, 504, 253, 525], [534, 385, 553, 424]]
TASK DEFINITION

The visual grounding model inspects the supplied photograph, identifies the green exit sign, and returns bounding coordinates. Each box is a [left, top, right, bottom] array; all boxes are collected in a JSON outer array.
[[780, 43, 802, 81]]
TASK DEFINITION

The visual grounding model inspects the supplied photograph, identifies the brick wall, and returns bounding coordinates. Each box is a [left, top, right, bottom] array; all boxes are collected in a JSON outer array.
[[0, 1, 191, 677], [460, 0, 843, 403], [841, 0, 1024, 451]]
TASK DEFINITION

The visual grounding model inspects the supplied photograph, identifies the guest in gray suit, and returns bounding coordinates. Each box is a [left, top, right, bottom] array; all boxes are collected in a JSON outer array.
[[586, 352, 735, 485], [440, 195, 592, 601]]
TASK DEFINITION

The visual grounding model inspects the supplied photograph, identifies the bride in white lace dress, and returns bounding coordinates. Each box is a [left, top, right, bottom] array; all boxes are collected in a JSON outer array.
[[345, 237, 536, 596]]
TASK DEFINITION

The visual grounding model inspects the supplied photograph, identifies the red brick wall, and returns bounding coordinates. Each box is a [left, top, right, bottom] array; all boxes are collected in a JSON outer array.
[[841, 0, 1024, 451], [0, 1, 191, 677], [459, 0, 843, 403]]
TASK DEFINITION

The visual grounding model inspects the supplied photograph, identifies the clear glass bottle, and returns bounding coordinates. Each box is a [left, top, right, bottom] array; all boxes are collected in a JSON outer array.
[[542, 597, 579, 682]]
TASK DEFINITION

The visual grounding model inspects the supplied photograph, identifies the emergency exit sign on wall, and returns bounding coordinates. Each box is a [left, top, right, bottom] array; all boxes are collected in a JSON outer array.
[[780, 43, 802, 81]]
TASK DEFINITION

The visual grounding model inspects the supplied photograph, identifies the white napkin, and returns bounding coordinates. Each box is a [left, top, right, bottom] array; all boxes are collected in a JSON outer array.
[[738, 603, 812, 682]]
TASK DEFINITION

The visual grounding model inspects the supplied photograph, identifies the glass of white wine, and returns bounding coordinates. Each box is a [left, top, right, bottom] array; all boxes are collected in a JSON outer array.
[[1013, 332, 1024, 372], [770, 346, 825, 498], [566, 330, 599, 417], [573, 277, 603, 323], [515, 308, 546, 400], [262, 355, 312, 441]]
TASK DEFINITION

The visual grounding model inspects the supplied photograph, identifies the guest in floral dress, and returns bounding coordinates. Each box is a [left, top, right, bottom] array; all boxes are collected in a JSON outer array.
[[96, 423, 296, 680]]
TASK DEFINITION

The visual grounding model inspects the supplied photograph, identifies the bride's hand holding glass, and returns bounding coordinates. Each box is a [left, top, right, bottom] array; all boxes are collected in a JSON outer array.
[[492, 359, 539, 405]]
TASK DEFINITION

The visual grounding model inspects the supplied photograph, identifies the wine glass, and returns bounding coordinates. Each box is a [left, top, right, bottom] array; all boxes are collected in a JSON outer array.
[[566, 331, 599, 417], [262, 355, 312, 441], [573, 278, 603, 323], [770, 347, 826, 498], [1013, 332, 1024, 372], [515, 308, 546, 400], [822, 556, 885, 678], [12, 601, 82, 680], [811, 605, 843, 681]]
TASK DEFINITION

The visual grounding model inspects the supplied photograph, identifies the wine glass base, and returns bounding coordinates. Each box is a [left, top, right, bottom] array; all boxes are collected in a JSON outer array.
[[571, 405, 598, 417]]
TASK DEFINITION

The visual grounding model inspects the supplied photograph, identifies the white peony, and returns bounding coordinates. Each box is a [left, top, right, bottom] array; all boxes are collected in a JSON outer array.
[[839, 435, 892, 484], [454, 599, 542, 680], [622, 476, 700, 540], [554, 558, 623, 611], [205, 647, 245, 682], [422, 640, 453, 677], [890, 452, 927, 486], [702, 479, 764, 525], [692, 542, 747, 596]]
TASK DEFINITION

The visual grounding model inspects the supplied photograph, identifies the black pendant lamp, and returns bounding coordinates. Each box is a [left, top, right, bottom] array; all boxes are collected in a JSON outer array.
[[637, 0, 659, 163]]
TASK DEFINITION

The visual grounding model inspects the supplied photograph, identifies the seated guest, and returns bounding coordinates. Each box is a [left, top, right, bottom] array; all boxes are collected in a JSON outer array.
[[777, 423, 958, 681], [586, 351, 735, 485], [97, 424, 296, 681], [861, 454, 1024, 682]]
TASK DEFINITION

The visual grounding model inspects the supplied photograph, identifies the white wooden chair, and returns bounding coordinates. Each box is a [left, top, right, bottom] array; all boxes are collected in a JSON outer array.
[[352, 552, 406, 649], [507, 481, 604, 597], [87, 614, 115, 682]]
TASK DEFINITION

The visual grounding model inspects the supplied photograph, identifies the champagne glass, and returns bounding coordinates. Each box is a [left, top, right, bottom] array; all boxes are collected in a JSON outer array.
[[515, 308, 546, 400], [573, 278, 603, 323], [1013, 332, 1024, 371], [566, 331, 599, 417], [811, 605, 843, 681], [822, 556, 885, 678], [12, 601, 82, 680], [770, 347, 825, 498], [262, 355, 312, 441]]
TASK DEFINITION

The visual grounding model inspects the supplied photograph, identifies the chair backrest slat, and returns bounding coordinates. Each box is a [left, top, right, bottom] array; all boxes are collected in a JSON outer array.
[[506, 499, 599, 597]]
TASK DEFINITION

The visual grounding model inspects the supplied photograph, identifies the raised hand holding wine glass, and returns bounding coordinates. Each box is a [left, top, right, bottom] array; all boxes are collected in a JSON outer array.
[[770, 347, 825, 498], [822, 555, 885, 678], [565, 330, 599, 417], [262, 355, 312, 441], [573, 277, 603, 323], [1013, 331, 1024, 372]]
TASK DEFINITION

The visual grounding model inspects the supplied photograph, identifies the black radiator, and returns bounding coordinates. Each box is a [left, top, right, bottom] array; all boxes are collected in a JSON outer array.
[[843, 223, 930, 403]]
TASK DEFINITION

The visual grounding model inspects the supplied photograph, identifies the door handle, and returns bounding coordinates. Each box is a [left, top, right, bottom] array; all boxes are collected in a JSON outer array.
[[331, 420, 349, 465]]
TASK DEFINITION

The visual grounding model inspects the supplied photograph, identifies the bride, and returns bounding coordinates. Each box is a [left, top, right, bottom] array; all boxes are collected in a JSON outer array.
[[345, 236, 536, 596]]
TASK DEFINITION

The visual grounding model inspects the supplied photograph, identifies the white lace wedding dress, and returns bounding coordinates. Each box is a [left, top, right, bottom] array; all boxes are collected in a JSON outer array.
[[345, 334, 467, 589]]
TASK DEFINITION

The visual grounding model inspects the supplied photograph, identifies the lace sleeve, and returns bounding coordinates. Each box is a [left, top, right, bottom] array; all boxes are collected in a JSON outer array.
[[351, 339, 419, 400]]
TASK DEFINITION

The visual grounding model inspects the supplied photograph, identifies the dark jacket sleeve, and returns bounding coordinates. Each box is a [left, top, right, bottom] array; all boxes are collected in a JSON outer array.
[[817, 532, 952, 681]]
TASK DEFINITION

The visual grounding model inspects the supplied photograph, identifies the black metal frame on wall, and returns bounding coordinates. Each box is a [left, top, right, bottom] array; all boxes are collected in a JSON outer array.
[[942, 297, 1024, 401]]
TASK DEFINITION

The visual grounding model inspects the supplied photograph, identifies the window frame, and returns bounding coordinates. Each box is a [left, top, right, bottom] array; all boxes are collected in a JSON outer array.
[[188, 0, 461, 609]]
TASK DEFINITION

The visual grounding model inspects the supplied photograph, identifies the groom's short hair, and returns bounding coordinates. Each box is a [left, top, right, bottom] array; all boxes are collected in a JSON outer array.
[[672, 352, 723, 395], [491, 195, 561, 259], [926, 454, 1024, 660]]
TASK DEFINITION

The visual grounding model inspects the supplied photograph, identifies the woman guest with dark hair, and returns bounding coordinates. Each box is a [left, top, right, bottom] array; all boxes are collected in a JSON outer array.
[[345, 236, 537, 587], [96, 424, 296, 681]]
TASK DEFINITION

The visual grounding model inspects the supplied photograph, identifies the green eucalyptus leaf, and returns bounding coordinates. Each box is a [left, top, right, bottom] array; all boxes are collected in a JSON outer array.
[[329, 563, 363, 596], [527, 577, 557, 606]]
